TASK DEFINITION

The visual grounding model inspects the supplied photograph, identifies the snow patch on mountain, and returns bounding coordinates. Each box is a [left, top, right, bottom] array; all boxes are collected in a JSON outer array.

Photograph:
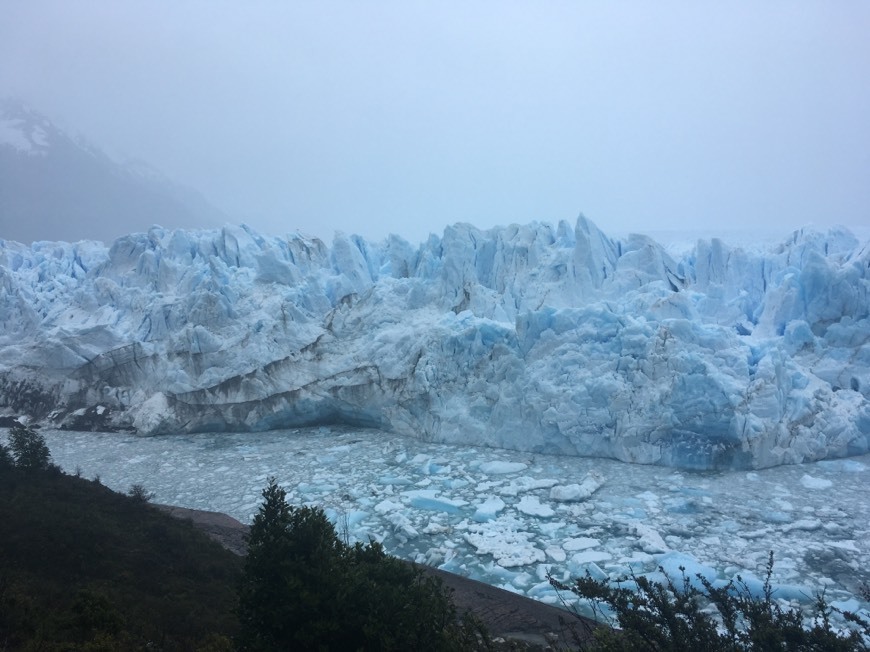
[[0, 98, 226, 244], [1, 217, 868, 470]]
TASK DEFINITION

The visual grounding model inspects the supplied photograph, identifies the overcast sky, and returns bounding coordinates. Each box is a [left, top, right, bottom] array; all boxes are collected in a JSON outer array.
[[2, 1, 868, 245]]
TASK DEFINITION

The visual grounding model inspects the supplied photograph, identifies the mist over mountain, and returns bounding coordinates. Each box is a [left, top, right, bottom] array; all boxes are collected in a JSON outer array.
[[0, 99, 226, 244]]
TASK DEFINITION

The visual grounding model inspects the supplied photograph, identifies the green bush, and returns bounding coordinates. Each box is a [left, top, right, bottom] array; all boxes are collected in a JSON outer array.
[[127, 483, 155, 503], [7, 422, 51, 471], [550, 552, 870, 651], [238, 478, 490, 651]]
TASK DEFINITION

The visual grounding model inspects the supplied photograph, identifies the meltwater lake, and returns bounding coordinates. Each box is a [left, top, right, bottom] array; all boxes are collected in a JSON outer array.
[[39, 427, 870, 618]]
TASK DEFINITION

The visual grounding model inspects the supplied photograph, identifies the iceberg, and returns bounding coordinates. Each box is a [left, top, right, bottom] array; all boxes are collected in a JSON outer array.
[[1, 217, 868, 470]]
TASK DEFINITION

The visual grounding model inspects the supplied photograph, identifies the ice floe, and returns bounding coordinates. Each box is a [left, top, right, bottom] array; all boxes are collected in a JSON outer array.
[[23, 426, 870, 619]]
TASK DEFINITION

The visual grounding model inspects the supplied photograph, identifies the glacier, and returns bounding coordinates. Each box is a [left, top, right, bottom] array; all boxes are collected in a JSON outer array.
[[1, 216, 868, 470]]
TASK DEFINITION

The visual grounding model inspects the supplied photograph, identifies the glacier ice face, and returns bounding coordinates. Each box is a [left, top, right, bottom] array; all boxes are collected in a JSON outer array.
[[1, 218, 868, 469]]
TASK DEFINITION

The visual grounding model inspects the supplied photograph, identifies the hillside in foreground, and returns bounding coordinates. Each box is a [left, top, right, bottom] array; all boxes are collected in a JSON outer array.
[[0, 466, 243, 650]]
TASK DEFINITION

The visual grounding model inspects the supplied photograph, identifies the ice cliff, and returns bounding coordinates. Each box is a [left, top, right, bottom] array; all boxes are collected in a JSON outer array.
[[1, 217, 868, 469]]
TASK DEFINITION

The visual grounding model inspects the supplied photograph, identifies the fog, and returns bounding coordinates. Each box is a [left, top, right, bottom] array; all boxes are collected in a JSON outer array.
[[2, 2, 868, 244]]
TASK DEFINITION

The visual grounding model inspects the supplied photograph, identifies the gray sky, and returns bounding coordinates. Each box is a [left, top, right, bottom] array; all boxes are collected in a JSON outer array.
[[2, 1, 868, 245]]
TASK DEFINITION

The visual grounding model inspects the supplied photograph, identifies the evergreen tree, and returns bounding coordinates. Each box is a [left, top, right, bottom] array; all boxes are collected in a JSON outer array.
[[238, 478, 345, 649], [237, 478, 490, 651], [237, 478, 294, 651], [8, 423, 51, 471], [0, 441, 13, 469]]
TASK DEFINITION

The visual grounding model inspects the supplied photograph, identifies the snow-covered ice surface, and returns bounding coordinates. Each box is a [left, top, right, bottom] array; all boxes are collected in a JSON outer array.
[[35, 427, 870, 619]]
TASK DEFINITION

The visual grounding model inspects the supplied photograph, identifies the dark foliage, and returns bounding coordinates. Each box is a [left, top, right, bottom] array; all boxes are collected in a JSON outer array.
[[550, 552, 870, 651], [238, 477, 490, 651], [7, 422, 51, 471], [127, 482, 155, 503], [0, 464, 242, 650], [0, 440, 13, 468]]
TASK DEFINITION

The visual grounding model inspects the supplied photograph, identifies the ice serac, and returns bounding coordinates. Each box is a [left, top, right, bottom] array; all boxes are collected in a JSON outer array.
[[1, 218, 868, 470]]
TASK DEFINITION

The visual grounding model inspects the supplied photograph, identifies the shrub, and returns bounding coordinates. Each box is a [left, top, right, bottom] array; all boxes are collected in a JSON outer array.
[[550, 552, 870, 651], [238, 478, 489, 651], [7, 423, 51, 471], [127, 483, 155, 503]]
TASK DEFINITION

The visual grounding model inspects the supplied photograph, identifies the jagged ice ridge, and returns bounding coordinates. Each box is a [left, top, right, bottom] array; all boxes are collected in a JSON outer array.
[[1, 217, 868, 469]]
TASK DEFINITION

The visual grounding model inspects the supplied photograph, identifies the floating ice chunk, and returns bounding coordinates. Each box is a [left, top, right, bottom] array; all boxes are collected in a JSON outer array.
[[782, 518, 822, 532], [422, 523, 450, 536], [386, 511, 418, 538], [461, 517, 546, 567], [761, 511, 793, 524], [344, 510, 368, 527], [516, 496, 555, 518], [527, 580, 558, 600], [620, 551, 655, 568], [636, 491, 659, 503], [800, 474, 833, 489], [410, 495, 467, 514], [472, 496, 506, 522], [724, 572, 812, 603], [499, 476, 559, 496], [374, 499, 403, 514], [545, 546, 567, 562], [569, 550, 612, 565], [478, 461, 528, 475], [701, 536, 721, 546], [550, 471, 605, 502], [564, 537, 600, 551], [410, 455, 446, 474], [401, 488, 438, 499], [378, 474, 412, 485], [664, 497, 703, 514], [401, 488, 467, 513], [773, 498, 795, 511], [583, 562, 609, 582], [296, 481, 338, 495], [629, 522, 669, 553], [828, 540, 859, 552], [511, 572, 535, 589], [652, 552, 718, 592], [830, 598, 862, 613]]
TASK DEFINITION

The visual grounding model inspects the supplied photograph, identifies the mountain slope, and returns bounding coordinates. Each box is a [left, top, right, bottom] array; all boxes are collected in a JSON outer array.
[[0, 467, 242, 649], [0, 98, 226, 244]]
